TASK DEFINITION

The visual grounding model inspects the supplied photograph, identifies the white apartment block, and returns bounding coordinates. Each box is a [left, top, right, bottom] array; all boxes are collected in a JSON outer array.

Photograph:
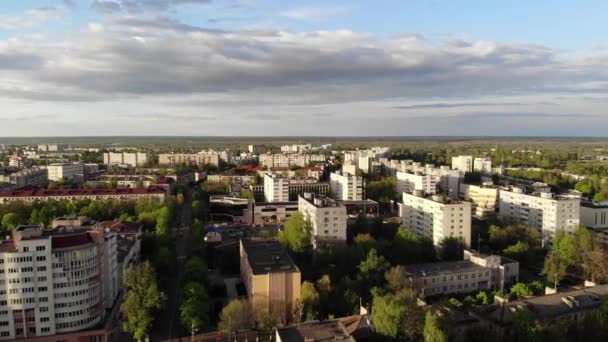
[[451, 156, 473, 173], [298, 194, 347, 249], [498, 187, 580, 244], [401, 192, 472, 247], [158, 153, 220, 166], [473, 158, 492, 174], [396, 171, 437, 196], [403, 251, 519, 297], [281, 144, 311, 153], [264, 173, 289, 202], [0, 168, 48, 189], [47, 163, 84, 182], [329, 172, 363, 201], [460, 184, 499, 218], [103, 152, 148, 167], [580, 202, 608, 229], [259, 153, 325, 168], [0, 225, 118, 340]]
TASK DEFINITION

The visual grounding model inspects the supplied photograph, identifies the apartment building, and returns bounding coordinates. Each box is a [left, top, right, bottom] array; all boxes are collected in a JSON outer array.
[[403, 251, 518, 298], [258, 153, 325, 168], [0, 224, 118, 341], [396, 171, 437, 196], [452, 156, 473, 173], [329, 172, 364, 201], [280, 144, 311, 153], [400, 191, 472, 247], [248, 145, 266, 154], [498, 186, 580, 244], [0, 168, 48, 189], [264, 173, 289, 202], [239, 239, 300, 325], [298, 193, 347, 249], [459, 183, 498, 218], [37, 144, 66, 152], [47, 163, 84, 182], [158, 153, 219, 167], [0, 187, 167, 204], [473, 158, 492, 174], [103, 152, 148, 167]]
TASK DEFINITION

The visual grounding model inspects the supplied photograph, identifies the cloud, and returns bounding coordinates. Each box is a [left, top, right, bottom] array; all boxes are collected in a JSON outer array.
[[0, 3, 70, 29], [393, 102, 524, 110], [91, 0, 212, 13], [281, 6, 348, 21]]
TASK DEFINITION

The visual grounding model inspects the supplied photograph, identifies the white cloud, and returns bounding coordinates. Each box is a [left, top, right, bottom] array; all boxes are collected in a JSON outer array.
[[281, 6, 348, 21], [0, 3, 70, 30]]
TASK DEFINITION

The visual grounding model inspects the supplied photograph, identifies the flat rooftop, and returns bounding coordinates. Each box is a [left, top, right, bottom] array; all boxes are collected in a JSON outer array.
[[0, 186, 167, 198], [403, 260, 487, 277], [241, 239, 299, 275], [276, 315, 373, 342]]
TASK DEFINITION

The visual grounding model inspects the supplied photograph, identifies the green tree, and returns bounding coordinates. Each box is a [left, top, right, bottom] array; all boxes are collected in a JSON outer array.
[[509, 283, 533, 300], [180, 282, 209, 334], [218, 299, 253, 333], [438, 237, 464, 261], [424, 311, 447, 342], [512, 308, 537, 342], [299, 281, 320, 321], [372, 289, 424, 339], [357, 249, 390, 299], [184, 256, 207, 283], [385, 266, 408, 293], [121, 262, 166, 342], [544, 231, 576, 287], [1, 213, 20, 232], [241, 189, 255, 200], [277, 212, 312, 254]]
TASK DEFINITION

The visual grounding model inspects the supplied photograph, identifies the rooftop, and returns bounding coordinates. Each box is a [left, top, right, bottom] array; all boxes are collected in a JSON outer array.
[[240, 239, 299, 275], [276, 315, 374, 342], [403, 260, 487, 277], [300, 193, 343, 208]]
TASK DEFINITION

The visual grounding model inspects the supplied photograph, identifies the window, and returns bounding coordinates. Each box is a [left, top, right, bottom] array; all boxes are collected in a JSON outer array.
[[36, 246, 46, 251]]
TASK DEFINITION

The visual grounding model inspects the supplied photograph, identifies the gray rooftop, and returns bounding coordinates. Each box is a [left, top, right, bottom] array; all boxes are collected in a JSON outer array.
[[241, 239, 299, 275], [403, 260, 487, 277]]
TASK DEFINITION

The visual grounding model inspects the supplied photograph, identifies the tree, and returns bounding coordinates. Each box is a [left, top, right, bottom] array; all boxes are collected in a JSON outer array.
[[390, 226, 421, 264], [438, 237, 464, 261], [544, 231, 576, 287], [121, 262, 166, 341], [278, 212, 312, 254], [180, 282, 209, 334], [357, 249, 390, 300], [241, 189, 255, 201], [512, 308, 537, 342], [299, 281, 320, 321], [1, 213, 20, 232], [424, 311, 447, 342], [316, 274, 332, 318], [218, 299, 253, 333], [184, 256, 207, 283], [385, 266, 408, 293], [509, 283, 533, 300], [372, 289, 424, 339]]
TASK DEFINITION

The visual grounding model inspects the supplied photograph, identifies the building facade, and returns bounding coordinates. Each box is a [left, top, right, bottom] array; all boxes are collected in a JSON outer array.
[[329, 172, 363, 201], [298, 194, 347, 249], [103, 152, 148, 167], [264, 173, 289, 202], [158, 153, 219, 166], [473, 158, 492, 174], [0, 187, 167, 204], [47, 163, 84, 182], [401, 192, 472, 247], [396, 171, 437, 196], [451, 156, 473, 173], [459, 184, 498, 219]]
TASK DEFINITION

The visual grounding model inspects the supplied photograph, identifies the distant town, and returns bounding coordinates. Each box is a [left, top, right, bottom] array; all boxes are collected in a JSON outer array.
[[0, 139, 608, 341]]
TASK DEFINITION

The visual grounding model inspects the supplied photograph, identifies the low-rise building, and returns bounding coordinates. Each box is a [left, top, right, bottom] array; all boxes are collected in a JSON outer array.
[[0, 186, 167, 204], [276, 314, 374, 341], [402, 251, 519, 298], [158, 153, 220, 166], [298, 193, 347, 249], [209, 196, 253, 224], [239, 239, 300, 325], [400, 191, 472, 247], [47, 162, 84, 181], [103, 152, 148, 167], [253, 202, 298, 224]]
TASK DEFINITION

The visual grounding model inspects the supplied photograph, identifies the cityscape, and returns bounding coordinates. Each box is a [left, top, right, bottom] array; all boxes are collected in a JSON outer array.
[[2, 1, 608, 342]]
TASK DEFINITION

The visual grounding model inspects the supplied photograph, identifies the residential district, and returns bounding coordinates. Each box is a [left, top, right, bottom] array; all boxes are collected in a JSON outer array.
[[1, 141, 608, 341]]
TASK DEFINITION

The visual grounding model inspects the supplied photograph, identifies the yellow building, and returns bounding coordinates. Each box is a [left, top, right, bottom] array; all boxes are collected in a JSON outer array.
[[459, 183, 498, 218], [239, 239, 301, 325]]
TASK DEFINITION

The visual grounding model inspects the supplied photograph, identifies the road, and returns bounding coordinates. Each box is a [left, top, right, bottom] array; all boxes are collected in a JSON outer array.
[[153, 188, 194, 341]]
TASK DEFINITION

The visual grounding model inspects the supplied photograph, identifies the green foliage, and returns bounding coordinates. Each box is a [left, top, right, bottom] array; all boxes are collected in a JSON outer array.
[[278, 212, 312, 254], [372, 289, 424, 339], [385, 266, 408, 293], [121, 262, 166, 341], [357, 249, 390, 301], [1, 213, 20, 233], [438, 237, 464, 261], [299, 281, 320, 321], [180, 282, 209, 333], [218, 299, 253, 333], [365, 176, 396, 212], [184, 256, 208, 284], [544, 231, 576, 286], [448, 297, 463, 309], [241, 188, 255, 200], [424, 311, 447, 342], [512, 308, 538, 342]]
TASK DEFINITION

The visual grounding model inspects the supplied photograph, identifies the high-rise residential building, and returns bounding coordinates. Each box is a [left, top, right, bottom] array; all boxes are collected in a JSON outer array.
[[329, 172, 363, 201], [0, 224, 118, 341], [158, 153, 220, 166], [258, 153, 325, 168], [498, 186, 580, 245], [400, 191, 472, 247], [264, 173, 289, 202], [451, 156, 473, 173], [0, 168, 48, 190], [459, 183, 499, 218], [239, 239, 300, 325], [280, 144, 311, 153], [47, 163, 84, 182], [103, 152, 148, 167], [396, 171, 437, 196], [298, 193, 347, 249], [473, 158, 492, 174]]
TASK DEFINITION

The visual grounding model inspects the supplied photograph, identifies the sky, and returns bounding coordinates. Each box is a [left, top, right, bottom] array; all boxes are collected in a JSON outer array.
[[1, 0, 608, 136]]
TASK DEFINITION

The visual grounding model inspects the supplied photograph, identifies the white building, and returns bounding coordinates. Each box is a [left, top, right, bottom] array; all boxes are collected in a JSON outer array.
[[264, 173, 289, 202], [103, 152, 148, 167], [474, 158, 492, 174], [400, 191, 472, 247], [451, 156, 473, 173], [47, 163, 84, 181], [281, 144, 311, 153], [0, 224, 118, 340], [580, 202, 608, 229], [298, 193, 347, 249], [460, 183, 499, 218], [329, 172, 363, 201], [498, 186, 580, 245], [259, 153, 325, 168], [396, 171, 437, 196], [158, 153, 219, 166]]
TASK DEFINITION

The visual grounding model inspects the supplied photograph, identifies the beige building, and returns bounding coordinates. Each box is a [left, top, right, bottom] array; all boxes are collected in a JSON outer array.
[[401, 191, 472, 247], [158, 153, 220, 166], [402, 251, 519, 298], [459, 183, 498, 218], [47, 163, 83, 182], [0, 187, 167, 204], [330, 172, 363, 201], [258, 153, 325, 168], [103, 152, 148, 167], [240, 239, 301, 325], [473, 158, 492, 174], [452, 156, 473, 173], [298, 193, 347, 249]]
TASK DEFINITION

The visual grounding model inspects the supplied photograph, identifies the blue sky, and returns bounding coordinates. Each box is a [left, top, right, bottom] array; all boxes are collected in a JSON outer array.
[[1, 0, 608, 136]]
